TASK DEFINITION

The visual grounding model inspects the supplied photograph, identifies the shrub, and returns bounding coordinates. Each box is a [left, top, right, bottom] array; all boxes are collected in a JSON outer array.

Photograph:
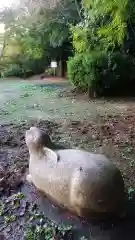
[[2, 57, 47, 79], [22, 58, 46, 76], [45, 68, 54, 76], [67, 54, 93, 91], [4, 64, 23, 78], [67, 51, 135, 96], [90, 52, 135, 96]]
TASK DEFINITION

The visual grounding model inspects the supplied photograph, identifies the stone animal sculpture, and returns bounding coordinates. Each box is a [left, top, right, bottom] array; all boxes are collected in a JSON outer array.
[[28, 128, 66, 150], [25, 127, 125, 219]]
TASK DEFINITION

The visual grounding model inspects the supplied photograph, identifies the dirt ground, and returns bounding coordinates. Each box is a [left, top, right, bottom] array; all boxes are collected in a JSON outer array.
[[0, 116, 135, 240], [0, 78, 135, 239]]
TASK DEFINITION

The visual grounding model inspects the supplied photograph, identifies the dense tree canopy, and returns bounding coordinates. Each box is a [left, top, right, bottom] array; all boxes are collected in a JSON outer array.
[[67, 0, 135, 97], [1, 0, 135, 96], [0, 0, 81, 77], [71, 0, 135, 53]]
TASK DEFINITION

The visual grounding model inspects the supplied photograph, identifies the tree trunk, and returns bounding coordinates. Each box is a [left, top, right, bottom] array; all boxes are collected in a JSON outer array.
[[88, 86, 96, 98]]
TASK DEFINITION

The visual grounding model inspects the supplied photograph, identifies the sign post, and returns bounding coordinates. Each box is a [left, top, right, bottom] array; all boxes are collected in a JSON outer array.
[[51, 61, 57, 76]]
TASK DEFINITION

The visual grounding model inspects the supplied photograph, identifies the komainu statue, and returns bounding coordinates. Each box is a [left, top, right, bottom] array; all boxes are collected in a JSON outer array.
[[25, 127, 125, 219]]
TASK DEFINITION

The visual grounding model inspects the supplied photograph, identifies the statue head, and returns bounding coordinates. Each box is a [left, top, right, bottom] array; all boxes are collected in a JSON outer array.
[[25, 127, 52, 152]]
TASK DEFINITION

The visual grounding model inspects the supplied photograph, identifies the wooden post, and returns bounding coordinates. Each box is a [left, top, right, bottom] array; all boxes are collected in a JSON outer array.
[[54, 67, 56, 76]]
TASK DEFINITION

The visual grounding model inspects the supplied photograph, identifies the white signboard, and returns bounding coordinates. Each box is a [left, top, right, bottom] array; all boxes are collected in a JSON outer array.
[[51, 61, 57, 68]]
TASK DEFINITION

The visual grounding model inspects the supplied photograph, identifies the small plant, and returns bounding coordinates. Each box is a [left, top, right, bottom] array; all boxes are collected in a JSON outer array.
[[0, 201, 5, 216], [25, 225, 54, 240], [67, 53, 91, 91], [128, 188, 135, 200], [4, 215, 16, 224], [25, 228, 34, 240], [12, 192, 24, 200], [57, 224, 73, 237], [67, 51, 135, 97], [4, 64, 23, 78], [80, 237, 89, 240], [45, 68, 54, 76]]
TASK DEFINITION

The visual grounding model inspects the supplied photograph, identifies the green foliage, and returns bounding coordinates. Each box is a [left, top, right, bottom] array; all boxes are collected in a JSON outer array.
[[68, 0, 135, 97], [70, 25, 89, 53], [70, 11, 103, 53], [67, 51, 108, 91], [3, 64, 23, 78], [83, 0, 122, 46], [67, 53, 96, 90], [2, 57, 47, 78], [45, 67, 54, 76], [67, 51, 135, 96], [90, 52, 135, 96], [82, 0, 135, 50], [4, 215, 16, 224], [70, 0, 135, 55], [0, 0, 81, 76], [128, 187, 135, 200], [22, 58, 47, 77]]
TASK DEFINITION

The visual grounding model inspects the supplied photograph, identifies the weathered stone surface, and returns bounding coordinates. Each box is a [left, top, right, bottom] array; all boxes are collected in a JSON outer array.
[[25, 127, 125, 219]]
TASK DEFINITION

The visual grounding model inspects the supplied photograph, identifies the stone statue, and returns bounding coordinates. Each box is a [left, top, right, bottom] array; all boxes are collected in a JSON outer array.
[[25, 127, 125, 219]]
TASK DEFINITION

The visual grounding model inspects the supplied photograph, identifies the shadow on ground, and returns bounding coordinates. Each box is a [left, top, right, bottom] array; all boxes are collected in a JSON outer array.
[[22, 182, 135, 240], [37, 83, 68, 89]]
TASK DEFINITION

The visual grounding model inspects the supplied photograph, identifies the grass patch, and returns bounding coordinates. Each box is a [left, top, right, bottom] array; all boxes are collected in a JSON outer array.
[[0, 80, 132, 124]]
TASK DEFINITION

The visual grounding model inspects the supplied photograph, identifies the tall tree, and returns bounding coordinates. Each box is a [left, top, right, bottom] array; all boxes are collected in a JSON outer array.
[[0, 0, 81, 76]]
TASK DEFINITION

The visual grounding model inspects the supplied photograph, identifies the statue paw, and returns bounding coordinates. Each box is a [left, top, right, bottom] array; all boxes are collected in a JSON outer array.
[[26, 174, 33, 183]]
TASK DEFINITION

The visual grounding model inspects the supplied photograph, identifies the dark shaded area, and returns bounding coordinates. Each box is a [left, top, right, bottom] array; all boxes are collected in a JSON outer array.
[[38, 83, 68, 89], [22, 182, 135, 240]]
